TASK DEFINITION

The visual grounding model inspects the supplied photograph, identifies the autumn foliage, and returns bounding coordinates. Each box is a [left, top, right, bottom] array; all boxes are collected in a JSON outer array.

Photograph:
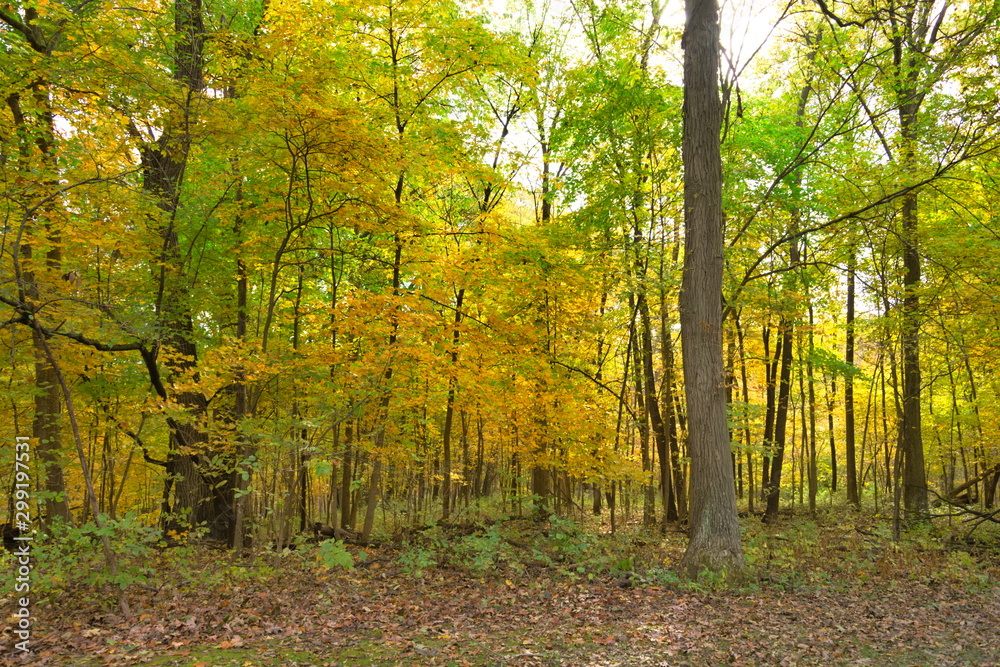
[[2, 0, 1000, 608]]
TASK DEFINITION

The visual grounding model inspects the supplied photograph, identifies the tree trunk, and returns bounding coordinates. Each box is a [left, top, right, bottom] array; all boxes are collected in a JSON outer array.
[[33, 329, 72, 526], [826, 376, 837, 496], [340, 423, 354, 528], [893, 1, 937, 522], [678, 0, 743, 578], [638, 293, 674, 524], [660, 310, 686, 521], [898, 173, 927, 520], [441, 289, 464, 521], [140, 0, 235, 541], [845, 251, 860, 507], [736, 317, 754, 514], [761, 325, 781, 494], [985, 469, 999, 509], [660, 213, 687, 521], [6, 65, 73, 528], [806, 309, 818, 514], [230, 143, 253, 551], [529, 116, 557, 517], [629, 303, 655, 526], [764, 314, 794, 523], [361, 235, 403, 544]]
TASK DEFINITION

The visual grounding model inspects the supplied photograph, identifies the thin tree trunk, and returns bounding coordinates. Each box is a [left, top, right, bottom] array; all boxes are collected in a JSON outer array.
[[826, 375, 837, 496], [441, 288, 464, 521], [34, 324, 131, 616], [638, 293, 672, 525], [764, 312, 794, 523], [230, 150, 253, 552], [361, 234, 404, 544], [761, 325, 781, 494], [806, 307, 818, 514], [735, 316, 754, 514], [628, 299, 655, 526], [845, 251, 860, 507], [340, 423, 354, 529]]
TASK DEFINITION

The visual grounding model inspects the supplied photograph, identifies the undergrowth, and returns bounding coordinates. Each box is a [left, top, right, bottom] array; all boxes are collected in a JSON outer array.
[[6, 504, 997, 611], [387, 507, 999, 596]]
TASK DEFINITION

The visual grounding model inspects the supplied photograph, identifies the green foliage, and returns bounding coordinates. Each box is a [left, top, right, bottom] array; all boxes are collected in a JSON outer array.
[[807, 347, 863, 380], [398, 543, 438, 578], [547, 515, 591, 563], [450, 527, 505, 573], [682, 567, 730, 593], [643, 566, 681, 587], [29, 515, 159, 598], [316, 539, 355, 571]]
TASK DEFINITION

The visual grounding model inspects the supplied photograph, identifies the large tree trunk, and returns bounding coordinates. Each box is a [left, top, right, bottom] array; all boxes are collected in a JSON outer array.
[[898, 150, 926, 520], [891, 0, 945, 522], [141, 0, 234, 541], [678, 0, 743, 578]]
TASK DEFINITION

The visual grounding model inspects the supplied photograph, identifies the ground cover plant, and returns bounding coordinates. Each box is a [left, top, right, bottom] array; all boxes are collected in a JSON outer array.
[[2, 506, 998, 666]]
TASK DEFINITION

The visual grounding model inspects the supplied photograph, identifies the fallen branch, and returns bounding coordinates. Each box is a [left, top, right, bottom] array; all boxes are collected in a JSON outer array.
[[945, 463, 1000, 502]]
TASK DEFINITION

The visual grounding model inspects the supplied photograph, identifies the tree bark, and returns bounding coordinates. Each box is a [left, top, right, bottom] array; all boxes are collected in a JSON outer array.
[[890, 0, 947, 522], [898, 104, 928, 521], [361, 234, 403, 544], [845, 251, 860, 507], [678, 0, 743, 578], [136, 0, 238, 541], [761, 325, 781, 494], [764, 314, 794, 523], [441, 288, 464, 521]]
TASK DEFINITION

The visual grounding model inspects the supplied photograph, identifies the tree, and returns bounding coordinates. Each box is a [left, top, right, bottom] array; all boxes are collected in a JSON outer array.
[[809, 0, 1000, 520], [678, 0, 744, 578], [1, 0, 75, 527], [137, 0, 238, 541]]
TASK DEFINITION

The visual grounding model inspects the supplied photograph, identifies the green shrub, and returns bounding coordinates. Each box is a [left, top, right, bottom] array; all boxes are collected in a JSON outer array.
[[399, 543, 438, 578], [28, 514, 160, 600], [316, 539, 355, 571]]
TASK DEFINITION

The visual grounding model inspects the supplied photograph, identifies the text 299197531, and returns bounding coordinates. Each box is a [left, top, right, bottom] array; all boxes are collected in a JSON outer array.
[[8, 435, 33, 654]]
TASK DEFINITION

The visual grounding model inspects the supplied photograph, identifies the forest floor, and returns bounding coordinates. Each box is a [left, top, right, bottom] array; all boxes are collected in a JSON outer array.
[[3, 512, 999, 666]]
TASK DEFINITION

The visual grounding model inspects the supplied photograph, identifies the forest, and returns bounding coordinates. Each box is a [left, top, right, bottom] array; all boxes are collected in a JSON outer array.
[[2, 0, 1000, 663]]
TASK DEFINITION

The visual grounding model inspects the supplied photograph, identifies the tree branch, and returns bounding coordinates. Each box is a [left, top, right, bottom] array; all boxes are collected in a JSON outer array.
[[0, 8, 48, 53], [810, 0, 881, 29], [0, 295, 146, 352], [549, 358, 637, 421], [727, 141, 1000, 314]]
